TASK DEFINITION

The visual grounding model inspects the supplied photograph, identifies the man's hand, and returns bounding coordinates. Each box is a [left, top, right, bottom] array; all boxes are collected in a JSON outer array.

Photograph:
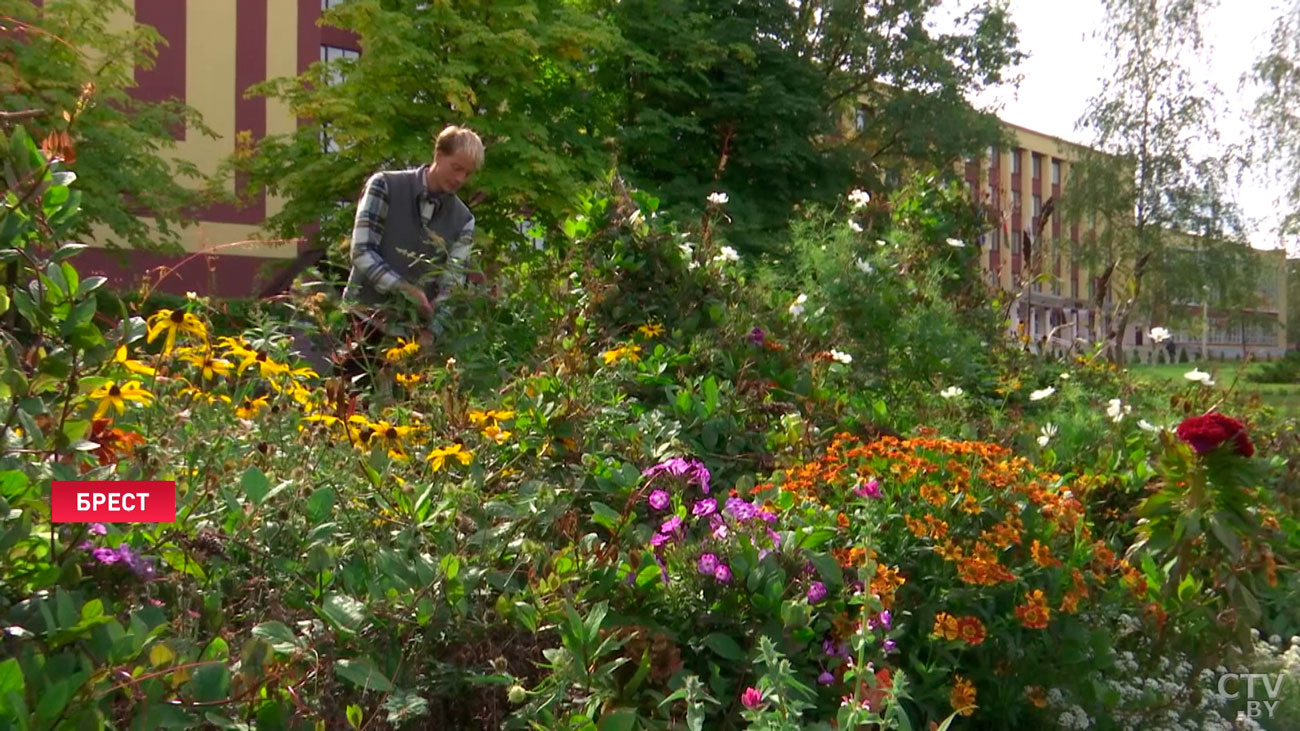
[[400, 282, 434, 317]]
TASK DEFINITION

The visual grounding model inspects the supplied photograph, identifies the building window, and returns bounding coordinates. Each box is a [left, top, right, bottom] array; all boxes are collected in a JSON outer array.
[[987, 146, 997, 167], [1012, 190, 1021, 213], [322, 0, 347, 9], [855, 106, 867, 132], [1011, 150, 1021, 174], [1032, 194, 1042, 224], [1032, 155, 1042, 180], [1051, 159, 1061, 185]]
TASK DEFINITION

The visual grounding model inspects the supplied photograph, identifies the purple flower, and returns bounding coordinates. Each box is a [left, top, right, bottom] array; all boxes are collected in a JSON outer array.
[[757, 508, 778, 524], [643, 457, 711, 494], [766, 528, 782, 550], [854, 477, 881, 499], [698, 553, 719, 575], [878, 610, 892, 630], [692, 498, 717, 517], [807, 581, 828, 604], [883, 639, 897, 653], [725, 497, 758, 522], [648, 489, 670, 510], [660, 515, 683, 534], [650, 533, 671, 548], [747, 327, 766, 346], [714, 563, 732, 583], [741, 686, 762, 709], [710, 514, 729, 539], [92, 547, 120, 564], [89, 523, 107, 535], [818, 670, 835, 686], [116, 544, 156, 580]]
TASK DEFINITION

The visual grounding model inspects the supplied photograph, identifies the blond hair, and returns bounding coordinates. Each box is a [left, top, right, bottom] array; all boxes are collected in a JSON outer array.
[[434, 125, 484, 171]]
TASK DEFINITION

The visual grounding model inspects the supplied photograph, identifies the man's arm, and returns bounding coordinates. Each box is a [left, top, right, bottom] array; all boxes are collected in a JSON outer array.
[[349, 173, 404, 296], [434, 215, 475, 307]]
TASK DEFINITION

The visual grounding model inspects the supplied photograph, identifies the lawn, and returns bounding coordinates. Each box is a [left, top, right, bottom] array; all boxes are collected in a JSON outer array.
[[1128, 360, 1300, 416]]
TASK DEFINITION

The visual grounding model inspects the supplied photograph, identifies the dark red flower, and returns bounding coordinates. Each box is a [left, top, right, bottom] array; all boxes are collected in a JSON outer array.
[[1175, 413, 1254, 458]]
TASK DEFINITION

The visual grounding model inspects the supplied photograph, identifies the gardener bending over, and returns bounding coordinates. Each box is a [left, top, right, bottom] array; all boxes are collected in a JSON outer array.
[[342, 125, 484, 345]]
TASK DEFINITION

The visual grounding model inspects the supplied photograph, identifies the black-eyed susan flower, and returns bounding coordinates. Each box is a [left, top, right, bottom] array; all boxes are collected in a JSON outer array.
[[113, 345, 157, 377], [367, 419, 424, 459], [600, 345, 641, 365], [468, 409, 515, 426], [235, 395, 269, 419], [427, 443, 472, 471], [299, 413, 341, 431], [89, 380, 154, 418], [395, 373, 422, 388], [383, 338, 420, 363], [180, 350, 233, 381], [481, 423, 512, 444], [637, 323, 664, 338], [147, 309, 207, 355]]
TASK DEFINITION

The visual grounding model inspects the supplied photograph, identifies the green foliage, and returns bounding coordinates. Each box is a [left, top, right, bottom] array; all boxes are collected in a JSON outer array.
[[233, 0, 624, 253], [0, 0, 214, 250]]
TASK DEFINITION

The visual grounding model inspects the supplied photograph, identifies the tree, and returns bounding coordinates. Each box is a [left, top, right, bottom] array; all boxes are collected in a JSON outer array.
[[0, 0, 214, 250], [601, 0, 1023, 250], [1060, 0, 1252, 363], [1252, 0, 1300, 238], [1288, 257, 1300, 348], [233, 0, 624, 256]]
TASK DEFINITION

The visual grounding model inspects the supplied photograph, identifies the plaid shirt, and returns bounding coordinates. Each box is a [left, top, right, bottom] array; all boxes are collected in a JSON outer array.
[[349, 170, 475, 306]]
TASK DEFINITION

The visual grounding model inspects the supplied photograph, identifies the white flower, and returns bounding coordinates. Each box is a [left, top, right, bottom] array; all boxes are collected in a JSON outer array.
[[848, 188, 871, 209], [945, 237, 966, 248], [1029, 386, 1056, 401], [185, 291, 198, 300], [1138, 419, 1160, 433], [855, 258, 873, 274], [1059, 372, 1070, 380], [829, 349, 852, 365], [707, 191, 729, 205], [939, 386, 964, 399], [875, 239, 888, 247], [678, 241, 694, 258], [629, 209, 644, 226], [788, 293, 807, 318], [1106, 398, 1132, 423], [1148, 326, 1171, 343], [1037, 423, 1058, 447], [849, 220, 863, 233], [1184, 368, 1215, 386], [712, 246, 740, 263]]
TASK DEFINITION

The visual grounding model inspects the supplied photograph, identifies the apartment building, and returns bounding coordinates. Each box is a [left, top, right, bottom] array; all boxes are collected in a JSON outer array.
[[63, 0, 360, 298], [965, 123, 1289, 360]]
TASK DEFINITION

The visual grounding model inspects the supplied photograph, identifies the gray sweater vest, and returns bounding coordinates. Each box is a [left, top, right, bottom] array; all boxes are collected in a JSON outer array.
[[345, 166, 474, 307]]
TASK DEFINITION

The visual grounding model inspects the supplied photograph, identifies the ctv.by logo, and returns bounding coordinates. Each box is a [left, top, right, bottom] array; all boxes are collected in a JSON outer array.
[[1217, 673, 1288, 719]]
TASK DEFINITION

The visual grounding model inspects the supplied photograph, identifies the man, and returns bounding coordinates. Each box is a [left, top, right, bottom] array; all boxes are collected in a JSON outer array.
[[343, 125, 484, 341]]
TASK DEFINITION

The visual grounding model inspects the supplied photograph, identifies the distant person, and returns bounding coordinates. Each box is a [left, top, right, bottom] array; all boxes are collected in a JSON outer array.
[[342, 125, 484, 349]]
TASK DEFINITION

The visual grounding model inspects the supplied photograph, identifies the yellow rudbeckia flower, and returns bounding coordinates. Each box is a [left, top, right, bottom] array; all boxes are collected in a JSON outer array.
[[89, 380, 154, 418]]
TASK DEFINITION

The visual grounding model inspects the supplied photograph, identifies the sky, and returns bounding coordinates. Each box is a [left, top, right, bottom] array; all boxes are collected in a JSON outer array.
[[938, 0, 1296, 255]]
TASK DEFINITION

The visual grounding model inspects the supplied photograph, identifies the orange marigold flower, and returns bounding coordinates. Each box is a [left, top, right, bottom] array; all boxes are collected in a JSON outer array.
[[1030, 540, 1059, 568], [960, 494, 980, 514], [950, 675, 977, 717], [933, 612, 960, 641], [1014, 590, 1051, 629], [920, 484, 947, 507], [956, 616, 986, 646], [1026, 686, 1048, 708]]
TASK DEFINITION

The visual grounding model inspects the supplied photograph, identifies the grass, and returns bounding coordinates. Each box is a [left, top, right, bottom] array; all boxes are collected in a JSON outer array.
[[1128, 361, 1300, 416]]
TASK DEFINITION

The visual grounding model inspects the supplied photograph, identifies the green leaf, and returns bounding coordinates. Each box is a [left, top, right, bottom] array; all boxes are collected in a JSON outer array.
[[702, 376, 719, 416], [189, 664, 231, 703], [241, 467, 269, 504], [597, 710, 638, 731], [306, 488, 335, 522], [161, 549, 207, 581], [702, 632, 745, 661], [252, 621, 301, 655], [0, 658, 24, 706], [335, 657, 393, 693], [439, 554, 460, 581], [346, 704, 363, 729], [35, 678, 71, 721], [0, 470, 30, 500], [320, 593, 367, 634], [590, 501, 621, 532], [383, 688, 430, 724]]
